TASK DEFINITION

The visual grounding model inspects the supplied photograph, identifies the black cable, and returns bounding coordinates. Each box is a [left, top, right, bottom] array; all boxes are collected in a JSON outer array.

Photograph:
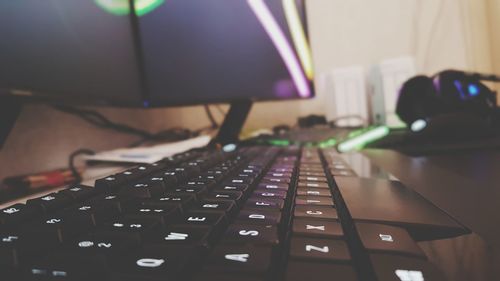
[[204, 105, 219, 129], [68, 148, 95, 183], [214, 104, 227, 117], [53, 105, 154, 139], [55, 104, 226, 148]]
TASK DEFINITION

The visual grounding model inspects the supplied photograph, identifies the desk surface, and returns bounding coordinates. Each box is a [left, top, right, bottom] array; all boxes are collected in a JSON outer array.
[[364, 148, 500, 280]]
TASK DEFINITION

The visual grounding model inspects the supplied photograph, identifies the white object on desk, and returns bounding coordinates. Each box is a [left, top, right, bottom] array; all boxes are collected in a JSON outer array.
[[324, 66, 369, 127], [370, 57, 416, 127], [84, 135, 211, 164]]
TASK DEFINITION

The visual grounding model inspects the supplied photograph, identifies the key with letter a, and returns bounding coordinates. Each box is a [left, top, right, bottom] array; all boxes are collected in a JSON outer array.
[[203, 244, 273, 275]]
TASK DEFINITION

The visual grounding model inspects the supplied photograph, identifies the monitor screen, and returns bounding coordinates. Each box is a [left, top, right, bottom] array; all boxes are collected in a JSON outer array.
[[0, 0, 314, 107], [0, 0, 144, 106]]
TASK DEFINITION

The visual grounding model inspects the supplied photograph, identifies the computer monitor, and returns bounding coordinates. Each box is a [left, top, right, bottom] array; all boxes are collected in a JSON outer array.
[[0, 0, 314, 107]]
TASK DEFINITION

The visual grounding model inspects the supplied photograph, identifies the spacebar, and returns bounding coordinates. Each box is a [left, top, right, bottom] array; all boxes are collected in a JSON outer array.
[[335, 177, 469, 240]]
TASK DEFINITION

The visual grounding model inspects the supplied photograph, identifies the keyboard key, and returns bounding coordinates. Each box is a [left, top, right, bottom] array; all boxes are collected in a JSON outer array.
[[294, 206, 338, 220], [126, 205, 181, 225], [141, 194, 196, 211], [204, 244, 273, 274], [226, 178, 253, 185], [237, 210, 282, 225], [28, 251, 109, 280], [192, 200, 237, 216], [114, 169, 142, 181], [262, 177, 290, 184], [297, 182, 329, 189], [168, 186, 208, 199], [76, 201, 123, 224], [179, 211, 227, 229], [0, 232, 23, 269], [0, 203, 41, 226], [298, 176, 328, 182], [109, 245, 197, 281], [203, 191, 243, 203], [215, 183, 249, 193], [100, 216, 164, 240], [256, 183, 289, 191], [152, 170, 181, 186], [148, 226, 213, 250], [355, 222, 425, 258], [289, 237, 350, 262], [0, 232, 51, 270], [295, 196, 334, 206], [336, 177, 468, 239], [72, 231, 141, 254], [94, 175, 123, 192], [285, 262, 358, 281], [27, 192, 73, 213], [119, 182, 165, 198], [58, 185, 97, 201], [292, 219, 343, 238], [245, 198, 284, 210], [296, 188, 331, 197], [370, 254, 446, 281], [87, 194, 132, 213], [298, 172, 325, 177], [197, 174, 222, 181], [299, 167, 323, 173], [22, 214, 92, 245], [185, 180, 216, 189], [269, 168, 293, 173], [252, 190, 287, 200], [171, 167, 198, 180], [224, 224, 279, 245], [267, 172, 292, 178]]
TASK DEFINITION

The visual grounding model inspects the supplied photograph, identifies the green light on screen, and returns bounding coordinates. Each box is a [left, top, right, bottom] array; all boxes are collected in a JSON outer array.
[[95, 0, 164, 16], [338, 126, 390, 153]]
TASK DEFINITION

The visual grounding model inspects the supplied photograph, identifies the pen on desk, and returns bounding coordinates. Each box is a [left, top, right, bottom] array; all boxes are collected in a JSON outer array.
[[2, 168, 82, 190]]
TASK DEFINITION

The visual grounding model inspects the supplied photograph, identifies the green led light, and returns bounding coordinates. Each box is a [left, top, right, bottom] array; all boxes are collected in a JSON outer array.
[[269, 139, 291, 146], [318, 138, 337, 148], [347, 128, 367, 139], [94, 0, 164, 16], [338, 126, 390, 153]]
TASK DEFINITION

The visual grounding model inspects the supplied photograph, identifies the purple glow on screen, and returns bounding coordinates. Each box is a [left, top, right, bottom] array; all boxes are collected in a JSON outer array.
[[247, 0, 311, 98], [274, 79, 296, 98]]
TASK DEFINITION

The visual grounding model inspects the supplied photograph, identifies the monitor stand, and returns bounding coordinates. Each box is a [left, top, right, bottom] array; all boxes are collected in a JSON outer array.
[[209, 99, 253, 147], [0, 96, 22, 149]]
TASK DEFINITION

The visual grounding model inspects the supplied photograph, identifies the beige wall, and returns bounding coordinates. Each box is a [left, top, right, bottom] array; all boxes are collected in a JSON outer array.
[[0, 0, 494, 180], [488, 0, 500, 89]]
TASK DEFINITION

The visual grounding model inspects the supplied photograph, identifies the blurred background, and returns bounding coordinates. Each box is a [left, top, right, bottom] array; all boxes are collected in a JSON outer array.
[[1, 0, 499, 179]]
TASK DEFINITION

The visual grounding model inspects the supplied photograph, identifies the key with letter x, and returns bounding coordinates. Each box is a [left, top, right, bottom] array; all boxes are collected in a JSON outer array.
[[292, 219, 343, 238]]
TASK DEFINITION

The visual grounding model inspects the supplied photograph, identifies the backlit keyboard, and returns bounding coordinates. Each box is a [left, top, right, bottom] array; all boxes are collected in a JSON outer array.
[[0, 146, 469, 280]]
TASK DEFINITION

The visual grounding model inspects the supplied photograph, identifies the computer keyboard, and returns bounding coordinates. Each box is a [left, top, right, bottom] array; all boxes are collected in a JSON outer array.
[[0, 146, 469, 281]]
